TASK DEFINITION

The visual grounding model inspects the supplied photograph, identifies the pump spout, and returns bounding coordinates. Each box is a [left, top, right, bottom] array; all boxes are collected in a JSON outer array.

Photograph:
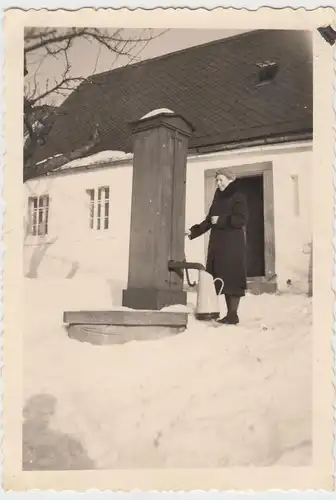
[[168, 260, 205, 271], [168, 260, 205, 288]]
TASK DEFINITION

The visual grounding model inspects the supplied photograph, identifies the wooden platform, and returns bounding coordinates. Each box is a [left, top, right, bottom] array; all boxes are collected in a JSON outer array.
[[63, 309, 188, 345], [247, 277, 277, 294]]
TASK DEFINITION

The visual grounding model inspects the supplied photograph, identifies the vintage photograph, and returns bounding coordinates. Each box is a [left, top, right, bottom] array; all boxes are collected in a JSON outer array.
[[3, 7, 335, 492], [23, 25, 313, 468]]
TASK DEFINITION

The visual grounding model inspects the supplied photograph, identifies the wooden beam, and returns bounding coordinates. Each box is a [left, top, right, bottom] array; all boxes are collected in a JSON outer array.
[[204, 161, 272, 179], [122, 112, 193, 310], [263, 168, 276, 280]]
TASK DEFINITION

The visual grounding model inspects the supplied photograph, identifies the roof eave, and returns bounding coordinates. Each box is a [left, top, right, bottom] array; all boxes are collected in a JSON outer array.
[[26, 130, 313, 182], [189, 130, 313, 155]]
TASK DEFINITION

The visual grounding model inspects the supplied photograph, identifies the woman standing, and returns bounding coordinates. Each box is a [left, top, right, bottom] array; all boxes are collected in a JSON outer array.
[[186, 171, 249, 325]]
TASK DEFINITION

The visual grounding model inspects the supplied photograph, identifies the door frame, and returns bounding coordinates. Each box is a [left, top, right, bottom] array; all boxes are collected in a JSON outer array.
[[204, 161, 276, 293]]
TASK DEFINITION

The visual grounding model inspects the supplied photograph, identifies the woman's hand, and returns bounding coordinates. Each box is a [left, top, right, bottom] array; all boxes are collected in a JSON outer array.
[[185, 229, 191, 237], [211, 216, 219, 224]]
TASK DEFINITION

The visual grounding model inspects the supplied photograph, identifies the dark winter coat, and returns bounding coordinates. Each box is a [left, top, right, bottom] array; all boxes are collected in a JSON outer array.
[[189, 179, 249, 297]]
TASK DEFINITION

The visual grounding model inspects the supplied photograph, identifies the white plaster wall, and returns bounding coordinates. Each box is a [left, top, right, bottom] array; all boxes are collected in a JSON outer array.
[[23, 164, 133, 301], [272, 150, 312, 292], [23, 142, 312, 297]]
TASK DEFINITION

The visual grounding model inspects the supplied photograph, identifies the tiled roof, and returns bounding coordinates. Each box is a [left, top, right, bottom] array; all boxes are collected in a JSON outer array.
[[34, 29, 312, 162]]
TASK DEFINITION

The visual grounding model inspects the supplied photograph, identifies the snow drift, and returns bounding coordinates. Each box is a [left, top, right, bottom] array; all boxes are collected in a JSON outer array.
[[23, 278, 312, 470]]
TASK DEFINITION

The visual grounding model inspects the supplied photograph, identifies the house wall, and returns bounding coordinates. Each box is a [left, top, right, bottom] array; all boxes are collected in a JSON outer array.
[[184, 144, 312, 293], [23, 165, 133, 304], [23, 142, 312, 302]]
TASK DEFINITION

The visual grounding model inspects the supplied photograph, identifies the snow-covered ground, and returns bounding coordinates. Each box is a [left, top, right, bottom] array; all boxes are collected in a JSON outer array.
[[23, 278, 312, 470]]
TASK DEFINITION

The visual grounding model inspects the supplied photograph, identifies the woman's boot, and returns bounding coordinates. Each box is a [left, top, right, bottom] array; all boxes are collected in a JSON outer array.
[[217, 294, 230, 322], [218, 295, 240, 325], [228, 295, 240, 324], [224, 294, 230, 311]]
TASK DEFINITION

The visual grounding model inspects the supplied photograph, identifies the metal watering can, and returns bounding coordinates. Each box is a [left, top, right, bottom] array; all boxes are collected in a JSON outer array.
[[168, 260, 224, 320]]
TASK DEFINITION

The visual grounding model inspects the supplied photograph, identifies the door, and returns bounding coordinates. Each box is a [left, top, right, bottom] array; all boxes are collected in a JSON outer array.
[[204, 174, 265, 277]]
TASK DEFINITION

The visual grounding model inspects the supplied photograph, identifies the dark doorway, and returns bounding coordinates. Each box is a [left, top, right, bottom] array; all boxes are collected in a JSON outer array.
[[204, 173, 265, 278], [238, 175, 265, 277]]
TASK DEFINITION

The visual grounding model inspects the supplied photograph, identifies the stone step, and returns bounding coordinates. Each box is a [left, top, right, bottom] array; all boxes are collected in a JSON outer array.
[[63, 309, 188, 326], [63, 309, 189, 345]]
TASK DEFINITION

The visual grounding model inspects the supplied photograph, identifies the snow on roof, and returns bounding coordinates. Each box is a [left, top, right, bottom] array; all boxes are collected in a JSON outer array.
[[57, 150, 133, 171], [140, 108, 175, 120], [36, 154, 62, 166]]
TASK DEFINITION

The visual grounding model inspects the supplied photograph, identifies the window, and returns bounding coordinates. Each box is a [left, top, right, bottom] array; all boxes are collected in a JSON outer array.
[[28, 195, 49, 236], [87, 186, 110, 230], [256, 61, 279, 85]]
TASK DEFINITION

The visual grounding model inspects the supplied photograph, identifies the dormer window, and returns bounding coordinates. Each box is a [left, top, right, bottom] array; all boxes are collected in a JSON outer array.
[[256, 61, 279, 85]]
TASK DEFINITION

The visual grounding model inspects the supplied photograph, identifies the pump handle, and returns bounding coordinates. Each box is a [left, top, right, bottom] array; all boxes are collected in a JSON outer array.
[[168, 259, 205, 288]]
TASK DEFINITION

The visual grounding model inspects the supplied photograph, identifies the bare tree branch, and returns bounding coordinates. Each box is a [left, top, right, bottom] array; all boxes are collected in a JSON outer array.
[[23, 27, 169, 179], [24, 124, 101, 182], [30, 75, 85, 105], [24, 27, 159, 55], [92, 43, 103, 75], [25, 28, 168, 105]]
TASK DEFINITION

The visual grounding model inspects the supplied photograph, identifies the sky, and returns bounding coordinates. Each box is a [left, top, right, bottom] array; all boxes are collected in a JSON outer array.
[[25, 28, 251, 106]]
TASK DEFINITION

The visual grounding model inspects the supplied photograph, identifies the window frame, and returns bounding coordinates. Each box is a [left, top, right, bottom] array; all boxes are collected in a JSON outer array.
[[86, 186, 110, 231], [27, 193, 50, 238]]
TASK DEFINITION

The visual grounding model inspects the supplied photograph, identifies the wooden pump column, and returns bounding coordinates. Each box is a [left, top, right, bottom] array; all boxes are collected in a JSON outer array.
[[122, 111, 194, 310]]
